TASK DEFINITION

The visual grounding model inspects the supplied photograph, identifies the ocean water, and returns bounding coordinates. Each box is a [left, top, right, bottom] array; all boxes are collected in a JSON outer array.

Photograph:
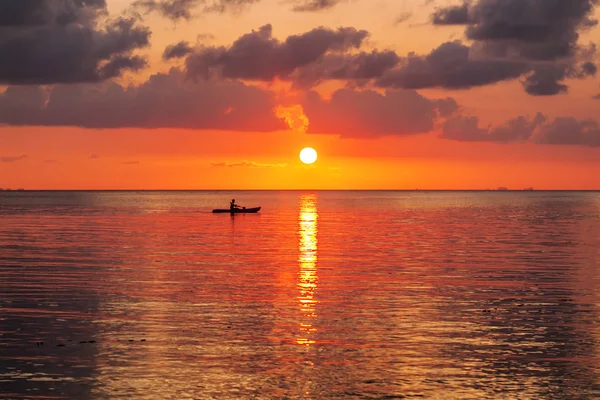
[[1, 190, 600, 399]]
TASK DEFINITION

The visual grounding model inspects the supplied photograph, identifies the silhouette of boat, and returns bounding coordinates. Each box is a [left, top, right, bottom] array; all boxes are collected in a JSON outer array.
[[212, 207, 261, 214]]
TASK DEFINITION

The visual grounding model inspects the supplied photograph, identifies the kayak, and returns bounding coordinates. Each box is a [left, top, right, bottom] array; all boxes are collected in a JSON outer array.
[[212, 207, 261, 214]]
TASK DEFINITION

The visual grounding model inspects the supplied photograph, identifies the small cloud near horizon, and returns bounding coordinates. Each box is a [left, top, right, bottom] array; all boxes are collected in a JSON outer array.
[[0, 154, 27, 163], [89, 154, 100, 159], [210, 160, 287, 168]]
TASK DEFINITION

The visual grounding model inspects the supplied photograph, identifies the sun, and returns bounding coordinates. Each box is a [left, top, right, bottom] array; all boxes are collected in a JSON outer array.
[[300, 147, 318, 165]]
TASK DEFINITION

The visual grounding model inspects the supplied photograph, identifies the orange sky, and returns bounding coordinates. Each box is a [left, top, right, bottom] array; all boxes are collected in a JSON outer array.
[[1, 0, 600, 190]]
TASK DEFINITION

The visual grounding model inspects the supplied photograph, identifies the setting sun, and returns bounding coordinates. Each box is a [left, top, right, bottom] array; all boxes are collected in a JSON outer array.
[[299, 147, 318, 165]]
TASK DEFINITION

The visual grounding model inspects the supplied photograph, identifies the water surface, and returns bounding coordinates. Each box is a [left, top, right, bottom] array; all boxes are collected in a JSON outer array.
[[1, 191, 600, 399]]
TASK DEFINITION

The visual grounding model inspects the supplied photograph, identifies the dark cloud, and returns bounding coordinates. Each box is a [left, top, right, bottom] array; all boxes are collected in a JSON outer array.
[[460, 0, 597, 49], [134, 0, 197, 20], [163, 41, 194, 60], [0, 154, 28, 163], [293, 50, 401, 88], [521, 61, 597, 96], [293, 0, 342, 12], [0, 1, 150, 85], [175, 22, 595, 95], [0, 1, 56, 27], [89, 154, 100, 159], [376, 41, 528, 90], [523, 67, 569, 96], [184, 24, 369, 81], [429, 0, 599, 95], [441, 112, 600, 148], [0, 68, 285, 132], [431, 2, 472, 25], [185, 24, 594, 96], [302, 88, 458, 138], [593, 93, 600, 100], [441, 113, 546, 142], [536, 117, 600, 147]]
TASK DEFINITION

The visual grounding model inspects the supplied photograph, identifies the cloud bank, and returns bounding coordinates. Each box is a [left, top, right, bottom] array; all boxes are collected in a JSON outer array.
[[0, 67, 460, 139], [0, 69, 284, 132], [429, 0, 599, 95], [167, 14, 598, 96], [442, 112, 600, 147]]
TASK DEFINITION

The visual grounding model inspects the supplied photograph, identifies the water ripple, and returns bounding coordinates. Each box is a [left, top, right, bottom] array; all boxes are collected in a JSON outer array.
[[1, 191, 600, 399]]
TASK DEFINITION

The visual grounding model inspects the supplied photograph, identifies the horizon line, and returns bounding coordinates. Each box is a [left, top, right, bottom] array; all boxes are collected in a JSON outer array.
[[2, 189, 600, 192]]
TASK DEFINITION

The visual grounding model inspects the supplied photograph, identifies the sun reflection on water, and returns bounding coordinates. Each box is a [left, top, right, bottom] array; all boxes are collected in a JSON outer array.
[[297, 194, 318, 346]]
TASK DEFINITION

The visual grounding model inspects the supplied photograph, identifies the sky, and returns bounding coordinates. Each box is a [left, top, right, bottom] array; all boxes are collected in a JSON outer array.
[[1, 0, 600, 190]]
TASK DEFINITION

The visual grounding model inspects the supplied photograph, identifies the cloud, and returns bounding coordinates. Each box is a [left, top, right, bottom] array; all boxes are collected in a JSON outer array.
[[274, 105, 310, 133], [536, 117, 600, 147], [441, 113, 547, 142], [177, 22, 596, 96], [0, 1, 151, 85], [133, 0, 261, 19], [184, 24, 369, 81], [428, 0, 599, 95], [163, 41, 194, 60], [293, 50, 401, 88], [89, 153, 100, 159], [431, 2, 472, 25], [203, 0, 261, 13], [210, 161, 287, 167], [375, 41, 529, 90], [122, 160, 140, 165], [0, 68, 286, 131], [0, 154, 27, 163], [593, 93, 600, 100], [394, 11, 413, 25], [0, 67, 462, 137], [292, 0, 343, 12], [441, 112, 600, 148], [134, 0, 200, 20], [302, 88, 458, 137], [44, 159, 59, 164], [133, 0, 348, 19]]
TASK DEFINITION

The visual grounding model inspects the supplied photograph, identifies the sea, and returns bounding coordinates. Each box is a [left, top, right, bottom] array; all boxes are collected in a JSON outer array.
[[1, 190, 600, 399]]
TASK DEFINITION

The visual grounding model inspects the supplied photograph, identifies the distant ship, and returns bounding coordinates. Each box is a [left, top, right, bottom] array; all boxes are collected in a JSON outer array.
[[523, 187, 534, 191], [497, 187, 509, 191]]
